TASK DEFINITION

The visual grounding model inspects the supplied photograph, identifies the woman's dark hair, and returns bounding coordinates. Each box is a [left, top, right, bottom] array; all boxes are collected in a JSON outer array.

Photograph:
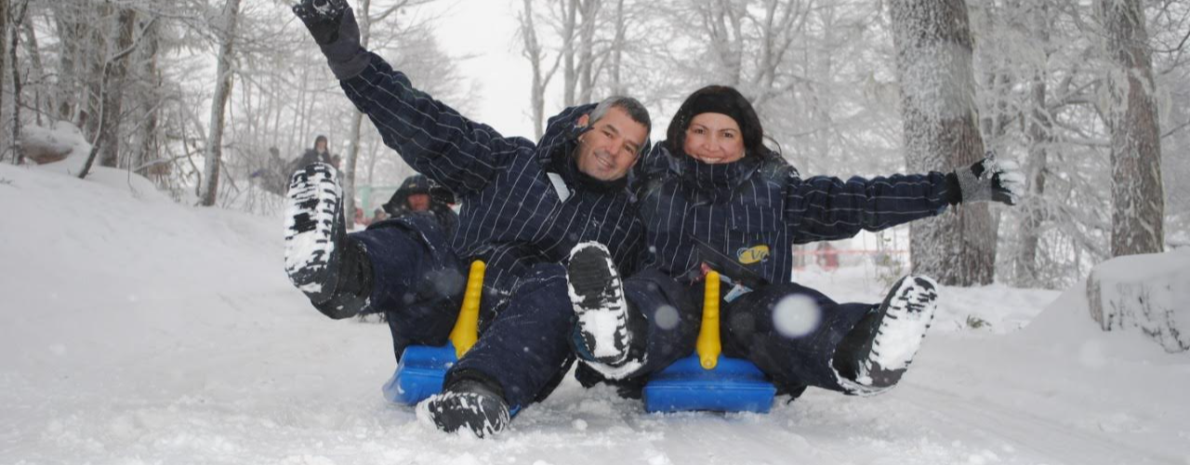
[[665, 85, 770, 158]]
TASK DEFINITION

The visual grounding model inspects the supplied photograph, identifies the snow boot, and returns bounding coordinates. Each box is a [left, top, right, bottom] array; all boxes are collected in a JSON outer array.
[[284, 163, 371, 319], [566, 242, 634, 366], [835, 275, 939, 393], [421, 378, 511, 438]]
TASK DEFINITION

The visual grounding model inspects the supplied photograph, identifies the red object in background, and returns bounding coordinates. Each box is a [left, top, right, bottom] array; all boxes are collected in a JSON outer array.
[[816, 243, 839, 271]]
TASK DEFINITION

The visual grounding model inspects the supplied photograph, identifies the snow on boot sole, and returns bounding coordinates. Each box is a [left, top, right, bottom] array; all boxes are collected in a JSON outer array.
[[419, 389, 509, 438], [566, 242, 632, 366], [284, 163, 343, 304], [855, 276, 938, 389]]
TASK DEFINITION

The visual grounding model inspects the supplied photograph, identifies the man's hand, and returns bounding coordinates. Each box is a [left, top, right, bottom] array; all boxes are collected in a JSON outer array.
[[293, 0, 350, 44], [955, 153, 1025, 206], [292, 0, 367, 79]]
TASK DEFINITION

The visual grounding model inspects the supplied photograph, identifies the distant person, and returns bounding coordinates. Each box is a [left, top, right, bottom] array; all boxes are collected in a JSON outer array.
[[382, 174, 458, 237], [370, 208, 388, 224], [289, 135, 334, 174], [251, 146, 290, 196], [353, 204, 366, 227]]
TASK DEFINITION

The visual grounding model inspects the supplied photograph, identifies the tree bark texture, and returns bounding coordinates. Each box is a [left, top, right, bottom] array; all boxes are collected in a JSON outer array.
[[343, 0, 371, 229], [199, 0, 242, 207], [1099, 0, 1164, 257], [0, 0, 9, 159], [1015, 3, 1053, 287], [891, 0, 995, 286], [134, 17, 161, 177], [98, 7, 136, 168]]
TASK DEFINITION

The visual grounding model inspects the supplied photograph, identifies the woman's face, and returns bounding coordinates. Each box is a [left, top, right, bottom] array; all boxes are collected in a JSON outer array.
[[683, 113, 745, 164]]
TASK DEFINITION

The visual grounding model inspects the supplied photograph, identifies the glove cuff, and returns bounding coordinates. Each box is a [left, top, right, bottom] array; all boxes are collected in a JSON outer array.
[[323, 46, 369, 80], [944, 172, 962, 205], [955, 167, 991, 203]]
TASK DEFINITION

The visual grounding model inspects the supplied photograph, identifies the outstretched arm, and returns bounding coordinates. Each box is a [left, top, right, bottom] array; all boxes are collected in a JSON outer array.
[[293, 0, 526, 197], [786, 172, 954, 244], [786, 154, 1024, 243]]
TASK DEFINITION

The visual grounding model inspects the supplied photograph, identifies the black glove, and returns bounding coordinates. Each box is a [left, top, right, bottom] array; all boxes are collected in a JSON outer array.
[[292, 0, 368, 79], [955, 153, 1025, 205]]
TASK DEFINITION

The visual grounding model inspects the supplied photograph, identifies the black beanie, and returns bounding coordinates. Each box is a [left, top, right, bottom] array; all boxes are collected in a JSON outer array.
[[666, 85, 764, 157]]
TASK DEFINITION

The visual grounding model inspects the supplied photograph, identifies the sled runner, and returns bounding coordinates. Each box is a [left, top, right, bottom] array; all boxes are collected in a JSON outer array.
[[642, 271, 777, 413], [382, 261, 485, 405]]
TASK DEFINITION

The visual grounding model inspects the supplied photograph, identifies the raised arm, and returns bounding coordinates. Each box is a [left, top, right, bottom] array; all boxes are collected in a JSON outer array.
[[293, 0, 527, 196]]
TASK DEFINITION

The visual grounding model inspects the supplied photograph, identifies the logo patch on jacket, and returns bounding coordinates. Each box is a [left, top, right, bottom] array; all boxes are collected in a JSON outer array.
[[737, 245, 770, 264]]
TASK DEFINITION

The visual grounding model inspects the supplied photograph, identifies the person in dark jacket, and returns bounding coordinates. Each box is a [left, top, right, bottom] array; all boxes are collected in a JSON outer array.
[[289, 135, 335, 174], [564, 85, 1023, 401], [381, 174, 458, 237], [285, 0, 651, 438], [250, 147, 290, 196]]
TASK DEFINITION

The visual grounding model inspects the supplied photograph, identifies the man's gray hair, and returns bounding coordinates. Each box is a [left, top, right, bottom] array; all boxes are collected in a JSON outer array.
[[589, 96, 651, 154]]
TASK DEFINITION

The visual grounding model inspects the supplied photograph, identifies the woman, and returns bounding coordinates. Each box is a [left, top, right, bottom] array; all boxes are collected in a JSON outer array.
[[565, 85, 1021, 398]]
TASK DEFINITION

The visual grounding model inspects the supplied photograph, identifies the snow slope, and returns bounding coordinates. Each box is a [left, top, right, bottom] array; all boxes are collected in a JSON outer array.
[[1, 163, 1187, 465]]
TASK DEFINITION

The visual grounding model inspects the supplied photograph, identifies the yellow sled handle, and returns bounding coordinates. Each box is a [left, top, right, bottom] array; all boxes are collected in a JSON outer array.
[[449, 261, 485, 359], [695, 271, 722, 370]]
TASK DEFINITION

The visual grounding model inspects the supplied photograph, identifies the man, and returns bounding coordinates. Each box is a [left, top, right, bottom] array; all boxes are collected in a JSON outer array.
[[382, 174, 457, 237], [285, 0, 651, 437]]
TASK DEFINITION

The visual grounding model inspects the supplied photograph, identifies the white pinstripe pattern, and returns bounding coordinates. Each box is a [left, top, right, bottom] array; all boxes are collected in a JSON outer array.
[[638, 144, 952, 285], [340, 53, 645, 306]]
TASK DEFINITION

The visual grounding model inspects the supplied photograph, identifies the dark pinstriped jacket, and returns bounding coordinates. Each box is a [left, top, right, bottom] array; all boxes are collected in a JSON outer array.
[[638, 144, 954, 287], [340, 52, 646, 308]]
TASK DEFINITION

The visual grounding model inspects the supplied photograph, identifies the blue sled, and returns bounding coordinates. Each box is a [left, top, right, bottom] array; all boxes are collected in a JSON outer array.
[[381, 343, 458, 405], [643, 355, 776, 413]]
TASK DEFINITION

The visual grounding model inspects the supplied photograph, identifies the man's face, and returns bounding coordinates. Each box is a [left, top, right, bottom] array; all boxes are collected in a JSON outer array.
[[316, 140, 328, 153], [574, 107, 648, 182], [407, 193, 430, 212]]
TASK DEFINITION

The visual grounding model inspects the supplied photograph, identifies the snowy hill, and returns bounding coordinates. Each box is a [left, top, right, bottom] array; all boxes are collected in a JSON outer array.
[[1, 163, 1186, 465]]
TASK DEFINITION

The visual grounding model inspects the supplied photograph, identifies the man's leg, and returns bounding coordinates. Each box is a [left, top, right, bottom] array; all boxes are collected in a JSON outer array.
[[423, 263, 575, 437]]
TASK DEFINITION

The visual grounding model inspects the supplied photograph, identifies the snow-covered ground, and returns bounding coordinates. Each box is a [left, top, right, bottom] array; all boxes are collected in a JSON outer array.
[[1, 162, 1187, 465]]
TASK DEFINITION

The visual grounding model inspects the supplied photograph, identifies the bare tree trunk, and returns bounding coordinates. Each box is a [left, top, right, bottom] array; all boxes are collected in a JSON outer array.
[[52, 4, 82, 123], [520, 0, 561, 138], [0, 0, 9, 160], [561, 0, 578, 106], [1099, 0, 1164, 256], [577, 0, 600, 103], [98, 7, 136, 168], [609, 0, 624, 96], [199, 0, 242, 207], [135, 17, 161, 177], [891, 0, 995, 286], [21, 19, 45, 125], [9, 0, 27, 164], [343, 0, 371, 229], [83, 4, 109, 140], [699, 0, 743, 87], [809, 5, 835, 162], [1015, 3, 1053, 286]]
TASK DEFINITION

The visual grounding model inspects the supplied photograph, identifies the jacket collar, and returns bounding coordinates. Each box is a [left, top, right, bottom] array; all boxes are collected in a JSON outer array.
[[672, 150, 763, 204]]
